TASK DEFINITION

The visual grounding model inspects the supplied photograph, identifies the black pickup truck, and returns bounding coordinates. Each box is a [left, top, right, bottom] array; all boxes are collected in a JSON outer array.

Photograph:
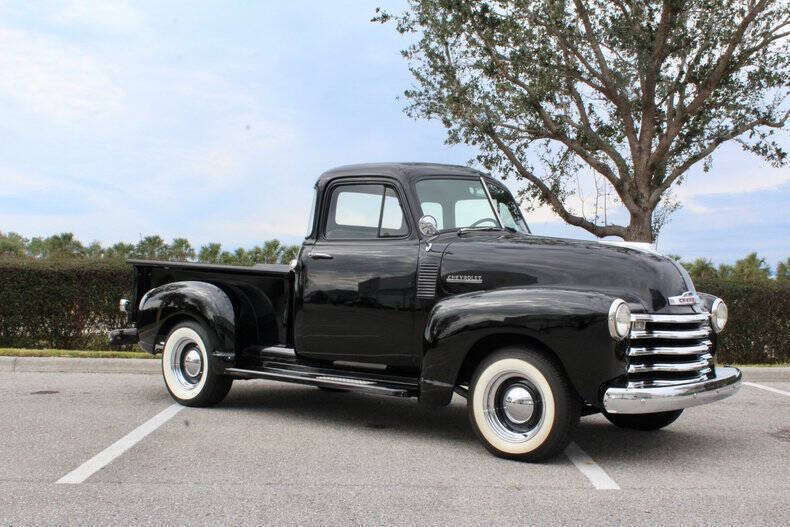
[[110, 162, 741, 461]]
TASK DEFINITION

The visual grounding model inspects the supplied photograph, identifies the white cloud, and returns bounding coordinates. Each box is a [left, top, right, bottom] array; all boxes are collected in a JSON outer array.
[[0, 27, 126, 122], [48, 0, 144, 34], [0, 169, 50, 197]]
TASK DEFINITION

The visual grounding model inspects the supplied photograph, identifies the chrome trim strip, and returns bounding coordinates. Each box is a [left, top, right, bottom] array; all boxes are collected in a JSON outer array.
[[627, 354, 712, 373], [631, 313, 709, 323], [630, 328, 711, 340], [260, 346, 296, 358], [604, 367, 742, 414], [628, 341, 712, 356], [479, 177, 504, 229], [333, 360, 387, 371]]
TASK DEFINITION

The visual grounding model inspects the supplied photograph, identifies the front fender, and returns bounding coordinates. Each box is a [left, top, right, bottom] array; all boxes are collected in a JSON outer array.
[[420, 287, 627, 407], [137, 281, 235, 369]]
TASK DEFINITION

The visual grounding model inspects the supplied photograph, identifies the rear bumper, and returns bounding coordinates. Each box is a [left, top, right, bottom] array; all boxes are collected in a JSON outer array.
[[108, 328, 139, 348], [602, 366, 742, 414]]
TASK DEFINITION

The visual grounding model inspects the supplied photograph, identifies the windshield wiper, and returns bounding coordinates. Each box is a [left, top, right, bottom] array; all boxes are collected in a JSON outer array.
[[457, 226, 505, 235]]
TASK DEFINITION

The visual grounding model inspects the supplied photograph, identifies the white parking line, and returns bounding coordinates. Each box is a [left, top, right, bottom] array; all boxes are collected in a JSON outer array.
[[565, 441, 620, 490], [744, 381, 790, 398], [56, 403, 184, 484]]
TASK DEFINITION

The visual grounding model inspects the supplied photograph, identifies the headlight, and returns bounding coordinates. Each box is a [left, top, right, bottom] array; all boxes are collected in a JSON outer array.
[[608, 299, 631, 340], [710, 298, 728, 333]]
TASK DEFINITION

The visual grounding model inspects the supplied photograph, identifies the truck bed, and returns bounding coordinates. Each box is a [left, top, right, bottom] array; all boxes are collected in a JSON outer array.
[[126, 259, 293, 277], [128, 258, 294, 347]]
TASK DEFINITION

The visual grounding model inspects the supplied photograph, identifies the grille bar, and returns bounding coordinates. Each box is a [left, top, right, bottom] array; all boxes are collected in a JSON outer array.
[[631, 328, 711, 340], [625, 312, 713, 388], [628, 340, 712, 357], [631, 313, 709, 323], [627, 354, 713, 374]]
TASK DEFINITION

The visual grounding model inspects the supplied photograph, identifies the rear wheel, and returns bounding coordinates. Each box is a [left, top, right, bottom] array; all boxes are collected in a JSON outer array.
[[467, 348, 580, 461], [162, 320, 232, 407], [603, 409, 683, 431]]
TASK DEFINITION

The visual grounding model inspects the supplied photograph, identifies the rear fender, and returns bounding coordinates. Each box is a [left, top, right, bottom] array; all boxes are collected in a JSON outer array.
[[137, 281, 235, 372], [420, 288, 627, 407]]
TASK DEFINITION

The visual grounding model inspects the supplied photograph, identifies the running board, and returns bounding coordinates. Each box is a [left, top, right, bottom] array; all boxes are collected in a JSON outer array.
[[225, 363, 418, 398]]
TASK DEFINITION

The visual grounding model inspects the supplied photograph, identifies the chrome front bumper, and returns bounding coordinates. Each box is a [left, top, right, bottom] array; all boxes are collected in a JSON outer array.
[[602, 366, 742, 414]]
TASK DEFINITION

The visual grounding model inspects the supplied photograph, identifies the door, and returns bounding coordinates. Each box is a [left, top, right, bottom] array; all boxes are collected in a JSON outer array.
[[295, 181, 419, 368]]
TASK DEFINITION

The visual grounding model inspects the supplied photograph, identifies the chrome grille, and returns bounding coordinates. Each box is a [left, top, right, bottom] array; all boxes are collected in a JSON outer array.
[[626, 313, 713, 388]]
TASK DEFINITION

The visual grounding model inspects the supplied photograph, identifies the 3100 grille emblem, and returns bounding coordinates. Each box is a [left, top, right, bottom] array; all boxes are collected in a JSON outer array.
[[668, 291, 700, 306], [446, 274, 483, 284]]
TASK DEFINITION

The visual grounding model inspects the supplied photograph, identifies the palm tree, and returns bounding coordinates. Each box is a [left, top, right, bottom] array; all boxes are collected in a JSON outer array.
[[198, 243, 222, 263], [732, 253, 771, 282], [168, 238, 195, 262], [135, 235, 168, 260]]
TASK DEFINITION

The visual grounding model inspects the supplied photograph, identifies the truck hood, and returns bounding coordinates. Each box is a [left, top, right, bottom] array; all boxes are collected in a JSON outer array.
[[438, 232, 696, 313]]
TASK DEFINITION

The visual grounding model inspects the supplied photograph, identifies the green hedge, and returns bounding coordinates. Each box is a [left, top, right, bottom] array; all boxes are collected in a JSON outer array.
[[0, 259, 787, 363], [0, 259, 132, 350], [695, 278, 789, 364]]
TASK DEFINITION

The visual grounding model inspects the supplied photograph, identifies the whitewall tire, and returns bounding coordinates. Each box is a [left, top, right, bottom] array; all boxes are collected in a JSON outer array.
[[161, 320, 232, 407], [468, 348, 580, 461]]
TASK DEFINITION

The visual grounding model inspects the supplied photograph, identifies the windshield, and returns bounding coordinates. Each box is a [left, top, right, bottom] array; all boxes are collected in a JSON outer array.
[[485, 181, 530, 234], [305, 187, 317, 237], [414, 178, 529, 234]]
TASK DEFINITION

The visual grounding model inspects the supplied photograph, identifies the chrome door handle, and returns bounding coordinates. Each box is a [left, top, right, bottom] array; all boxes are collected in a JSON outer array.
[[309, 252, 333, 260]]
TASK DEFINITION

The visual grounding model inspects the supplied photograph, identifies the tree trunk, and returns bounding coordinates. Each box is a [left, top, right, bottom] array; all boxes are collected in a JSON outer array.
[[624, 210, 654, 242]]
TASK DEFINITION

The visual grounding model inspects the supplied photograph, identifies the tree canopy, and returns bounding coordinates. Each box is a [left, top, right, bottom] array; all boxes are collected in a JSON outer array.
[[376, 0, 790, 241], [0, 231, 299, 266]]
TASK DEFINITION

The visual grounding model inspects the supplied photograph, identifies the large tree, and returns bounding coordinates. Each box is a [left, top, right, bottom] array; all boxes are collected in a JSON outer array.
[[376, 0, 790, 241]]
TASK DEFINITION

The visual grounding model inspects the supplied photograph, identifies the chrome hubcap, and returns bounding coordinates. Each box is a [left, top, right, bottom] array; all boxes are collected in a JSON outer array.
[[183, 347, 202, 378], [502, 385, 535, 424], [168, 337, 204, 390], [482, 372, 546, 443]]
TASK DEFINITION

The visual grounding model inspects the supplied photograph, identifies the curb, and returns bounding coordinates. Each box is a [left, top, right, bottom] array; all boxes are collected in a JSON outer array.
[[739, 366, 790, 382], [0, 356, 159, 374], [1, 356, 789, 380]]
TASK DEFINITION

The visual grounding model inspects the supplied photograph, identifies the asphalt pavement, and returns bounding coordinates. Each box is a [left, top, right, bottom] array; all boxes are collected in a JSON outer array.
[[0, 361, 788, 525]]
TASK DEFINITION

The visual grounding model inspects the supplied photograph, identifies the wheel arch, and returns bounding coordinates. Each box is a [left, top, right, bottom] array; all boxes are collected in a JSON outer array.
[[154, 313, 208, 353], [455, 333, 570, 389]]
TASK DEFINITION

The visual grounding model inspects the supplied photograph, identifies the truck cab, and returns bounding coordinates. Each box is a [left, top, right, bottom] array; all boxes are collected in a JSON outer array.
[[111, 162, 741, 461]]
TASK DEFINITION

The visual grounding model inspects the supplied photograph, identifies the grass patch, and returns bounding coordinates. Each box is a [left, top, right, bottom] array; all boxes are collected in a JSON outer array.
[[0, 348, 159, 359]]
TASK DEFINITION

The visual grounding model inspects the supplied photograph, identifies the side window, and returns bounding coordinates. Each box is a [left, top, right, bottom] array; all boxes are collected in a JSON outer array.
[[380, 187, 408, 237], [325, 184, 408, 240]]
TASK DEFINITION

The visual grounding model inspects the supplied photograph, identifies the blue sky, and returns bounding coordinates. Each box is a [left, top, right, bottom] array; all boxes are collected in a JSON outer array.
[[0, 1, 788, 266]]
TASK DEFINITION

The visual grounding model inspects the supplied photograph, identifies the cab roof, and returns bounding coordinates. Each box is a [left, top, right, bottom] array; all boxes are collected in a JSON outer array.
[[317, 162, 488, 186]]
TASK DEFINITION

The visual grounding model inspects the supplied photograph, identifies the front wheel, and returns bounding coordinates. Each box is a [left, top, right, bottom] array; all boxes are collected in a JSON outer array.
[[467, 348, 581, 462], [603, 409, 683, 431], [162, 320, 233, 407]]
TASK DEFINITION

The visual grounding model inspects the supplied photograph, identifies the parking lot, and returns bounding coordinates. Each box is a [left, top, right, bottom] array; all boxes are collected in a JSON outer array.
[[1, 362, 788, 525]]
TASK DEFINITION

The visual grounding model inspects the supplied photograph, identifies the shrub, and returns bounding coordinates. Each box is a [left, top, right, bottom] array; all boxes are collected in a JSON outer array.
[[0, 259, 787, 363], [0, 259, 133, 350], [696, 278, 790, 364]]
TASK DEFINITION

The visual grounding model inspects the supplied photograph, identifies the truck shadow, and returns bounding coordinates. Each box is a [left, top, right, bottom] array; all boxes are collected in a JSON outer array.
[[219, 380, 478, 446], [573, 416, 734, 463], [217, 381, 729, 463]]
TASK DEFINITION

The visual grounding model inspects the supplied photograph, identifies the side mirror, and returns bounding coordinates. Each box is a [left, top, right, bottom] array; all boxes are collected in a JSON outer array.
[[418, 215, 439, 237]]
